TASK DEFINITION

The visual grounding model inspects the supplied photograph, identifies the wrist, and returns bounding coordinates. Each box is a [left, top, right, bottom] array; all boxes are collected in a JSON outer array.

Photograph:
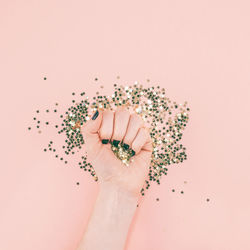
[[98, 182, 139, 206], [78, 181, 138, 250]]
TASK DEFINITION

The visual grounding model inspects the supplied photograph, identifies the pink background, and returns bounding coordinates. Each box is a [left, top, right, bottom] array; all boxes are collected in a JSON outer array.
[[1, 0, 250, 249]]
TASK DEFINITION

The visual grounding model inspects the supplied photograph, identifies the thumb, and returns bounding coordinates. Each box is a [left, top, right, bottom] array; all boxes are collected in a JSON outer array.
[[81, 109, 103, 147]]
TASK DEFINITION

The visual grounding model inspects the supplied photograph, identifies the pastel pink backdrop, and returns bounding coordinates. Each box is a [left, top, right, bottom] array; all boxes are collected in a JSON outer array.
[[0, 0, 250, 250]]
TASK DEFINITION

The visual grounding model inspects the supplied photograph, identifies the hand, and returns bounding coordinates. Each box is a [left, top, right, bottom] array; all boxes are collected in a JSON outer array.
[[81, 107, 153, 198]]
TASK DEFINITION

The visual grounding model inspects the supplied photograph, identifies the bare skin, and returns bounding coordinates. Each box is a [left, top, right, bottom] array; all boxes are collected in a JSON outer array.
[[76, 107, 153, 250]]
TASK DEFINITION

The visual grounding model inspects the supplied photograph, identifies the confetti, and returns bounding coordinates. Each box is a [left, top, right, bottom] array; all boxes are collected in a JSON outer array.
[[29, 80, 190, 196]]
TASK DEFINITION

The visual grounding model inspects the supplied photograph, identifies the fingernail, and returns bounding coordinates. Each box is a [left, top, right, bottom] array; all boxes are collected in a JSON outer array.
[[122, 143, 129, 150], [102, 139, 109, 144], [92, 110, 99, 120], [112, 140, 120, 147], [131, 150, 135, 156]]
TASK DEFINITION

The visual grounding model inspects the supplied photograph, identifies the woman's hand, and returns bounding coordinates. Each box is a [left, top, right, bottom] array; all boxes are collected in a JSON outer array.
[[77, 107, 152, 250], [81, 107, 153, 198]]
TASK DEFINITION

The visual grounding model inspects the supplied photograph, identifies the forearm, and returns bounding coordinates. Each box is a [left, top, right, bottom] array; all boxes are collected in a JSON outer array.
[[76, 183, 138, 250]]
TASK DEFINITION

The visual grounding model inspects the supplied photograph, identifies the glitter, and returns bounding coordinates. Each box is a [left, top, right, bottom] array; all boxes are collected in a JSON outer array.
[[28, 127, 31, 130], [34, 80, 190, 197], [44, 77, 47, 80], [181, 191, 184, 194], [206, 198, 210, 202], [156, 198, 159, 201], [95, 78, 98, 81], [76, 182, 79, 185], [135, 107, 142, 113]]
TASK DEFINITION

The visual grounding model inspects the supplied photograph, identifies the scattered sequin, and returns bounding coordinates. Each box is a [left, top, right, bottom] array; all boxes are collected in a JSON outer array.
[[29, 79, 190, 196]]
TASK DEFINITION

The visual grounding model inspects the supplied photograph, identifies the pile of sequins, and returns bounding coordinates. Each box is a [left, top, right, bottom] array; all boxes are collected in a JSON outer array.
[[28, 80, 190, 196]]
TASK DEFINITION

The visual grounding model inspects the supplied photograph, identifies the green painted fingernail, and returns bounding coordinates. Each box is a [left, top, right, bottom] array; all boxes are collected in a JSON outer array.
[[123, 143, 129, 150], [131, 150, 135, 156], [102, 139, 109, 144], [113, 140, 120, 147], [92, 110, 99, 120]]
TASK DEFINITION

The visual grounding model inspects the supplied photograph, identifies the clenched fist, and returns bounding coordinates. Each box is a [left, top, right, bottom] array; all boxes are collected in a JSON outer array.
[[81, 107, 153, 197]]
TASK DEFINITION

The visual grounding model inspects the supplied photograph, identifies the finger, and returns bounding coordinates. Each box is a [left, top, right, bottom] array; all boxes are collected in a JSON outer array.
[[141, 127, 153, 152], [99, 110, 114, 144], [111, 107, 130, 146], [131, 127, 149, 155], [137, 127, 153, 162], [81, 109, 102, 146], [122, 113, 143, 149]]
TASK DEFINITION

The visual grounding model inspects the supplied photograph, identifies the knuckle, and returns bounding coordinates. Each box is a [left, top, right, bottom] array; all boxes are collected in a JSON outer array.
[[131, 113, 143, 124], [116, 107, 130, 117]]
